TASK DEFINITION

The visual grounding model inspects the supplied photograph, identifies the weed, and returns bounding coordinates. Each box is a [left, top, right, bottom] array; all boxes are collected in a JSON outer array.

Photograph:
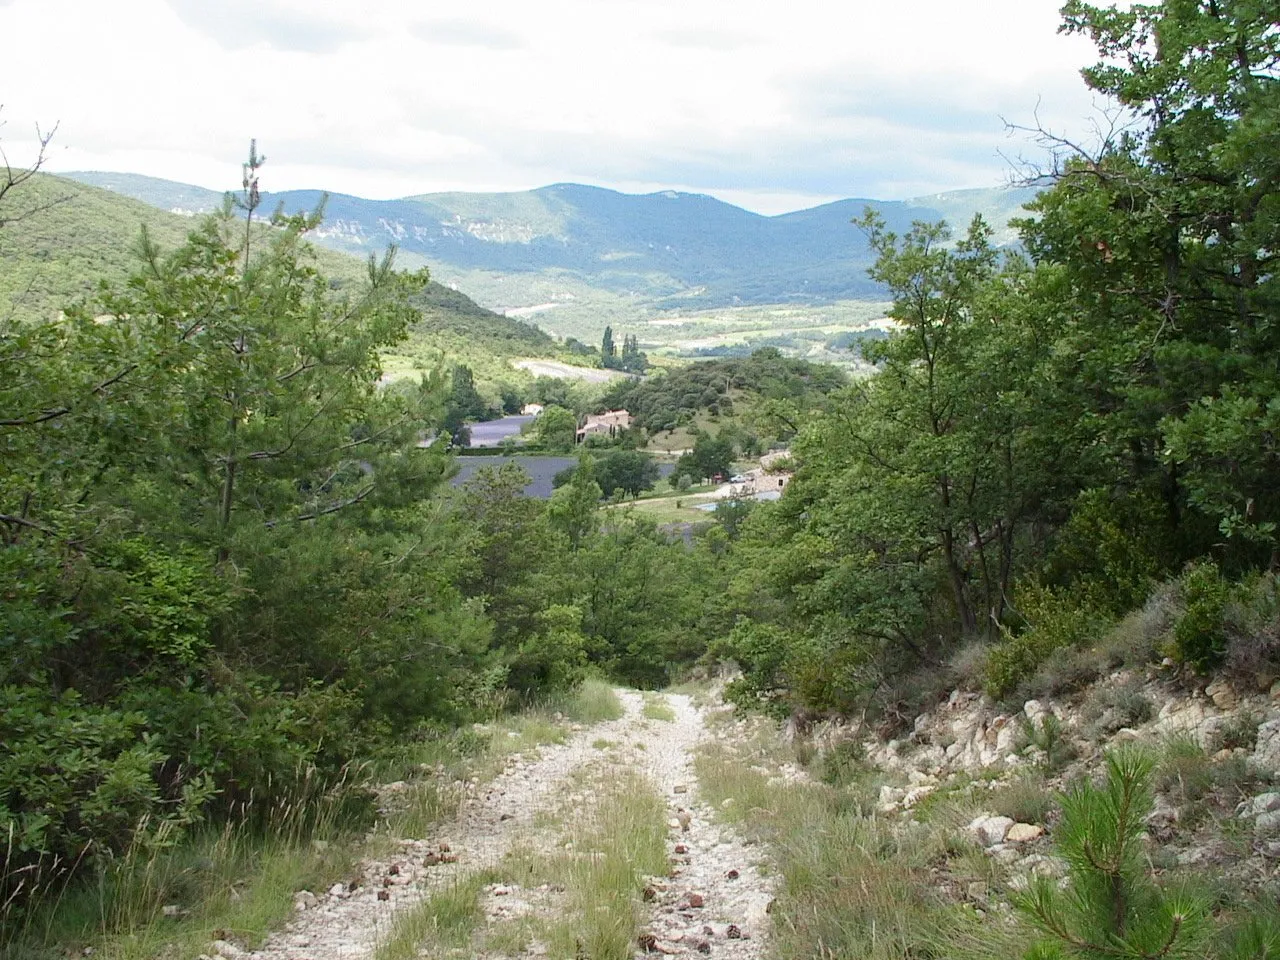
[[373, 872, 492, 960], [640, 694, 676, 723], [1156, 734, 1214, 808], [987, 774, 1054, 825], [591, 738, 616, 750]]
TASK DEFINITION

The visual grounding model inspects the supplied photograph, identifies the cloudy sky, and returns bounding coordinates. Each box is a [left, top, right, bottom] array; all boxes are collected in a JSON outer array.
[[1, 0, 1102, 213]]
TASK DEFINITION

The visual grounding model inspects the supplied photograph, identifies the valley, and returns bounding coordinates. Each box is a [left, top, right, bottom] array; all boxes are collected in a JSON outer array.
[[5, 3, 1280, 959]]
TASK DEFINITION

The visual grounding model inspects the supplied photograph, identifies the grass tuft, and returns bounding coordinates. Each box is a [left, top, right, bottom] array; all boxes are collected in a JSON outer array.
[[641, 694, 676, 723]]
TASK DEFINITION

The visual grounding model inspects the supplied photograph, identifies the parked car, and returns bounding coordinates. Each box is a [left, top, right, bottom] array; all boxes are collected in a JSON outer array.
[[729, 474, 748, 483]]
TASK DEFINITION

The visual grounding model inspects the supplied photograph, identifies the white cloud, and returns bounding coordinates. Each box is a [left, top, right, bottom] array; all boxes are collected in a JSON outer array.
[[0, 0, 1104, 212]]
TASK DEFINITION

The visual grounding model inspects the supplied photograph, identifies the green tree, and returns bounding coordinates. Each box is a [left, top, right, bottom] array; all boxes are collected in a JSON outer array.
[[674, 431, 736, 483], [594, 450, 660, 499], [601, 325, 616, 360], [535, 404, 578, 452], [1016, 750, 1211, 959], [547, 456, 602, 548]]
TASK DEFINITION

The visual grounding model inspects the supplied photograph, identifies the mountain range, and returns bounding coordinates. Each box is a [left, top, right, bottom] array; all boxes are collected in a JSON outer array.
[[62, 172, 1039, 313]]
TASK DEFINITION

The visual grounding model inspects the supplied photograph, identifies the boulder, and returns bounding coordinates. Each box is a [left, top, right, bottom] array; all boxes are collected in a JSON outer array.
[[1253, 719, 1280, 774], [1006, 823, 1045, 843], [969, 815, 1016, 846], [1205, 679, 1237, 711]]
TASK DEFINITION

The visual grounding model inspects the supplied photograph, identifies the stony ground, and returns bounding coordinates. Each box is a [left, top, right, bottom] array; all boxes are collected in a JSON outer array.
[[234, 689, 775, 960]]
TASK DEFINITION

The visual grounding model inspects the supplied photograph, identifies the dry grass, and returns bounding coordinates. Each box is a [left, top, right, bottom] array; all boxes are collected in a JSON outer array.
[[694, 735, 1023, 960]]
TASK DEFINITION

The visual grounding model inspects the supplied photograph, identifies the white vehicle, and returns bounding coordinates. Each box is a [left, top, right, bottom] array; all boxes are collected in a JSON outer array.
[[729, 474, 748, 483]]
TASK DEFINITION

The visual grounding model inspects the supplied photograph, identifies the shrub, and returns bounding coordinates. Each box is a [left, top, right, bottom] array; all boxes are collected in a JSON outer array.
[[817, 739, 868, 788], [985, 586, 1106, 701], [1018, 644, 1103, 701], [988, 774, 1054, 825], [1096, 580, 1180, 669], [1156, 734, 1214, 807], [1081, 676, 1154, 738], [1171, 561, 1233, 672], [1223, 571, 1280, 685]]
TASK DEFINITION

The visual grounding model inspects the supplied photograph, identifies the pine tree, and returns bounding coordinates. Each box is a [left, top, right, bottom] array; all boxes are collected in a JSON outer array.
[[1016, 749, 1211, 959]]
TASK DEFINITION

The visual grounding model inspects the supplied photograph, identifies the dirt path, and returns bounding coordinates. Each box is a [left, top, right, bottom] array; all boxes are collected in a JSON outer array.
[[242, 689, 774, 960]]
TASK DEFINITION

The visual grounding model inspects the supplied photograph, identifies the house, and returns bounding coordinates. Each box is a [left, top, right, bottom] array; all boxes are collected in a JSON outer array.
[[521, 403, 544, 416], [576, 409, 633, 442]]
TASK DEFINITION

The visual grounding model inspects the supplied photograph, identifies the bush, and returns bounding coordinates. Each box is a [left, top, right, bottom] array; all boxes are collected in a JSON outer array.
[[1223, 571, 1280, 685], [1096, 580, 1180, 669], [985, 586, 1107, 701], [1081, 676, 1154, 738], [1155, 734, 1214, 807], [1171, 561, 1233, 672]]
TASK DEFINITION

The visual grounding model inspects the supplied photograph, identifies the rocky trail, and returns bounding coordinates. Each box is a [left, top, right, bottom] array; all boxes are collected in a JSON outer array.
[[235, 689, 775, 960]]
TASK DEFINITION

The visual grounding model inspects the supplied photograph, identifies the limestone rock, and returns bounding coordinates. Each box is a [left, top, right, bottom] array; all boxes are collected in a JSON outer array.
[[1205, 679, 1237, 711], [1253, 719, 1280, 773], [969, 815, 1015, 846], [1024, 700, 1049, 726], [902, 785, 935, 809], [1006, 823, 1045, 843], [878, 785, 906, 811], [1255, 811, 1280, 839]]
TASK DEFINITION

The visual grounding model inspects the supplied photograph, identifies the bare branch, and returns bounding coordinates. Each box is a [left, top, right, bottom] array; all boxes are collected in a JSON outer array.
[[0, 107, 73, 229]]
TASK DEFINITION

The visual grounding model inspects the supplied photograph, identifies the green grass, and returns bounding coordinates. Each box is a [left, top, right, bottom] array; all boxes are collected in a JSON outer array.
[[641, 694, 676, 723], [372, 872, 494, 960], [694, 740, 1020, 960], [542, 771, 669, 960]]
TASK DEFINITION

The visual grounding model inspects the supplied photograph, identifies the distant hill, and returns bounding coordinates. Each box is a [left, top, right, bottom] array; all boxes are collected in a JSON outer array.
[[0, 174, 552, 364], [63, 172, 1041, 313]]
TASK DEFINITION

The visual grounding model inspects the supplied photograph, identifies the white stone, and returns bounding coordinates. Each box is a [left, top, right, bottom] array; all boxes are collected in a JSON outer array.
[[1024, 700, 1048, 726], [1006, 823, 1045, 843], [969, 815, 1015, 846], [1253, 719, 1280, 773], [1254, 810, 1280, 839]]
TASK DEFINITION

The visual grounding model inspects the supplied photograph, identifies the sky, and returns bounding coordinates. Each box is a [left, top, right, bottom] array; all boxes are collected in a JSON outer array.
[[0, 0, 1104, 214]]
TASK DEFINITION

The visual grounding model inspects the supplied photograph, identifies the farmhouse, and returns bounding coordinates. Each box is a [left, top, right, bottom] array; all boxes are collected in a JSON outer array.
[[576, 409, 633, 442]]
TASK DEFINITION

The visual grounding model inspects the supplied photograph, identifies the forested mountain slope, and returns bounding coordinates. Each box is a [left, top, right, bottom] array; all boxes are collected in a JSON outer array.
[[64, 171, 1039, 308], [1, 173, 553, 360]]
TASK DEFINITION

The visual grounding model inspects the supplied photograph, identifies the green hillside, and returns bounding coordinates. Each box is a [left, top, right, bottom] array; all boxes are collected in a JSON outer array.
[[0, 174, 557, 396]]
